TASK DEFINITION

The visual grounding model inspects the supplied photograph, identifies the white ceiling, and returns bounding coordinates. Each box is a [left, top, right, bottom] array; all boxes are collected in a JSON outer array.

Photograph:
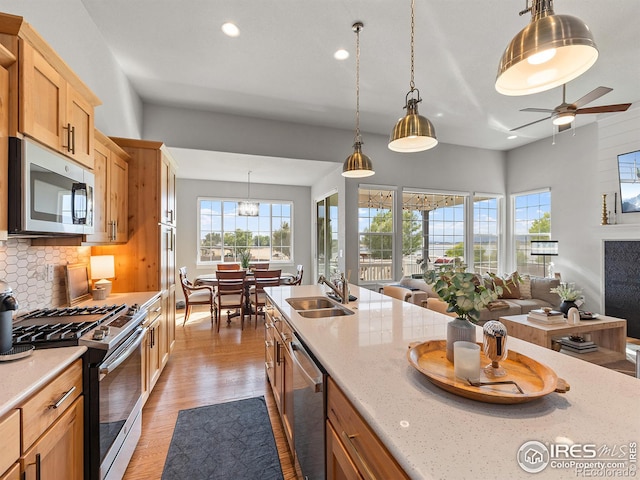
[[76, 0, 640, 182]]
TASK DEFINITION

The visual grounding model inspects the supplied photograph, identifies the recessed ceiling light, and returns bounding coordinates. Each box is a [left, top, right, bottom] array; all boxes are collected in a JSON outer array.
[[334, 49, 349, 60], [435, 112, 444, 118], [507, 135, 518, 140], [221, 22, 240, 37]]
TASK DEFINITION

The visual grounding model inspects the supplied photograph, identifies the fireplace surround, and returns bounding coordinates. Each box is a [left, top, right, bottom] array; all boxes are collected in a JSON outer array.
[[604, 240, 640, 338]]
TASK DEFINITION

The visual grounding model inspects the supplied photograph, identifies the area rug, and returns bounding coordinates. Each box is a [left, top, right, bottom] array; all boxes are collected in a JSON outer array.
[[162, 396, 284, 480]]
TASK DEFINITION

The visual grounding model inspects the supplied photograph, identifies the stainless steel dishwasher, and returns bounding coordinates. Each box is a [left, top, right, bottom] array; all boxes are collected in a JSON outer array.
[[289, 332, 327, 479]]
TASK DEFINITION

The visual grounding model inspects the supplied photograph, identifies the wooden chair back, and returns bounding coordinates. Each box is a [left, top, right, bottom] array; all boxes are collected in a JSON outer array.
[[293, 264, 304, 285], [249, 262, 270, 271], [251, 270, 281, 328], [179, 266, 216, 326], [217, 263, 241, 271]]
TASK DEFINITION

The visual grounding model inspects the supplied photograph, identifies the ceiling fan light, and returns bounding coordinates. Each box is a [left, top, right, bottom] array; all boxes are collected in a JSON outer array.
[[389, 100, 438, 152], [496, 7, 598, 96], [552, 112, 575, 126], [342, 143, 375, 178]]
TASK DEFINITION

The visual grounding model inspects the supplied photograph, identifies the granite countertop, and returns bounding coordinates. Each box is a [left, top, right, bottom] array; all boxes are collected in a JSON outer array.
[[266, 284, 640, 479], [0, 291, 161, 419], [0, 346, 86, 418], [78, 291, 161, 310]]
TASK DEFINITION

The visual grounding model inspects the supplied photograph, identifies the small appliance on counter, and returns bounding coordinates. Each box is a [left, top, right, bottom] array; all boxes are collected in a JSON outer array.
[[0, 280, 23, 361]]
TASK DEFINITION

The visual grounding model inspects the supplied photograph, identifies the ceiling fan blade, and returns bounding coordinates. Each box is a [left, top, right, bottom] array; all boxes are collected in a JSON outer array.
[[573, 86, 613, 108], [520, 108, 555, 113], [510, 116, 552, 132], [576, 103, 632, 114], [558, 123, 572, 133]]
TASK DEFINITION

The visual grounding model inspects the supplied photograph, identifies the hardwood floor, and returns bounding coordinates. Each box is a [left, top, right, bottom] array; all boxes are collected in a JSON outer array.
[[123, 308, 298, 480]]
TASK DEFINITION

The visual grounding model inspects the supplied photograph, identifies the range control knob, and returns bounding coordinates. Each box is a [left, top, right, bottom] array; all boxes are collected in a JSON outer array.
[[92, 329, 105, 340]]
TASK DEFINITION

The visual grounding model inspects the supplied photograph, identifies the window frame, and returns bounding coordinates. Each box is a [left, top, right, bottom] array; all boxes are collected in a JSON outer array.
[[511, 188, 552, 276], [196, 197, 294, 267], [357, 186, 396, 285]]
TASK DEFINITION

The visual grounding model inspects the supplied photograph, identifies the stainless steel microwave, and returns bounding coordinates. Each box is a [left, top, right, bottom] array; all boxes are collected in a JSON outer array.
[[8, 137, 94, 236]]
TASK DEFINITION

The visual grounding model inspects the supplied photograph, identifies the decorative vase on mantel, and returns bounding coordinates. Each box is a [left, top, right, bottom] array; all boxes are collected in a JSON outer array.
[[446, 317, 476, 362], [559, 300, 577, 317]]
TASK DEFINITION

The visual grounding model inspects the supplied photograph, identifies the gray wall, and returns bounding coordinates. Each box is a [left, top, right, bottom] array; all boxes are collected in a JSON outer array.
[[2, 0, 143, 138], [144, 103, 508, 291], [176, 178, 312, 301], [506, 104, 640, 314]]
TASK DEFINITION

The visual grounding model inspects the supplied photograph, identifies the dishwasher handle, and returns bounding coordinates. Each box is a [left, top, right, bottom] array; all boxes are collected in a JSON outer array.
[[288, 341, 323, 393]]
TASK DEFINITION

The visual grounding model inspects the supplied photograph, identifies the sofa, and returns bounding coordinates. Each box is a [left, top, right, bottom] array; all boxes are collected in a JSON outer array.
[[397, 273, 561, 323]]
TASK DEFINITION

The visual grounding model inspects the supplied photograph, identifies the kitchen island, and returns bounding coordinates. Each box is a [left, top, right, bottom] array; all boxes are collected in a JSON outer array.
[[266, 284, 640, 479]]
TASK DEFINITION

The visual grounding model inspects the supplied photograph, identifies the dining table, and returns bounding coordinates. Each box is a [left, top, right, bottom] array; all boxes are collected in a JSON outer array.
[[195, 271, 296, 325]]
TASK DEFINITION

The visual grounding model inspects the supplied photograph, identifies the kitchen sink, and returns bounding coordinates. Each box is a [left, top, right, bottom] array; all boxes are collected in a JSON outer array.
[[286, 296, 354, 318], [297, 307, 354, 318], [286, 297, 337, 310]]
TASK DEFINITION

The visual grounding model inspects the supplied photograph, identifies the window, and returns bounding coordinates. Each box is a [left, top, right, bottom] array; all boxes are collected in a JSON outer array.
[[513, 190, 551, 276], [197, 199, 292, 265], [358, 188, 394, 282], [402, 192, 467, 275], [473, 195, 500, 274]]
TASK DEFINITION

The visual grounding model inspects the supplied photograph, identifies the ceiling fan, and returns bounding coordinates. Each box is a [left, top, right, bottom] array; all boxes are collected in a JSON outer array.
[[510, 84, 632, 132]]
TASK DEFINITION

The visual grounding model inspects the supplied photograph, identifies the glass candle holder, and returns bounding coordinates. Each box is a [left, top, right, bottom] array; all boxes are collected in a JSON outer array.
[[483, 320, 508, 378]]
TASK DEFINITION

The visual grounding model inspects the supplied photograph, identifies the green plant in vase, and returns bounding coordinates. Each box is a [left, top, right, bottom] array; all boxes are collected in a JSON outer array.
[[238, 250, 252, 270], [550, 282, 583, 316], [424, 264, 502, 362]]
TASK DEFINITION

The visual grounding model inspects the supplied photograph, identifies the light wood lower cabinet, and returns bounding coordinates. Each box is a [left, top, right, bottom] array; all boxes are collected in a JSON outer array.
[[326, 377, 409, 480], [264, 300, 294, 454], [21, 396, 84, 480], [0, 410, 19, 479], [0, 463, 19, 480], [142, 295, 163, 406], [0, 359, 85, 480]]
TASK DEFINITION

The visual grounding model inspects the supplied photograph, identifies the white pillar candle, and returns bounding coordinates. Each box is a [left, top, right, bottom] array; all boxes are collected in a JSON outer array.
[[454, 341, 481, 382]]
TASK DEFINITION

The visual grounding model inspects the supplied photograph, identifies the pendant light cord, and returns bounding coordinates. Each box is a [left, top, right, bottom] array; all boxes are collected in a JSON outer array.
[[354, 23, 362, 145], [247, 170, 251, 199], [409, 0, 415, 92]]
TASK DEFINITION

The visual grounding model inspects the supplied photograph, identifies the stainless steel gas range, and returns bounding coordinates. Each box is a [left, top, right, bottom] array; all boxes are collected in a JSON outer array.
[[12, 303, 148, 480]]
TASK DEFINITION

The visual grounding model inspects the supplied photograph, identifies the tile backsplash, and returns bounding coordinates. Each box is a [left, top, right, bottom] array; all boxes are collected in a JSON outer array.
[[0, 239, 90, 315]]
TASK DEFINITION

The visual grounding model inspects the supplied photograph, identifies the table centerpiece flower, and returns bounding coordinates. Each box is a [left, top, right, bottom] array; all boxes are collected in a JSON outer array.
[[238, 250, 252, 270], [424, 264, 503, 362]]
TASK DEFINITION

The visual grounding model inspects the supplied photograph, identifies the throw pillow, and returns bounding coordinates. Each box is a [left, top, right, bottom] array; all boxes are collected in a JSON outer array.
[[519, 274, 532, 299], [495, 272, 521, 299]]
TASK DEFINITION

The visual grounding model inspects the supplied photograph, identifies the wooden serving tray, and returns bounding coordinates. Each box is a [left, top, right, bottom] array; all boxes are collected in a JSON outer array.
[[407, 340, 567, 404]]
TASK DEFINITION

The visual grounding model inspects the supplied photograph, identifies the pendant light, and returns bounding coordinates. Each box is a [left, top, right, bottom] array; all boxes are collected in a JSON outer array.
[[238, 170, 259, 216], [495, 0, 598, 96], [388, 0, 437, 153], [342, 22, 375, 178]]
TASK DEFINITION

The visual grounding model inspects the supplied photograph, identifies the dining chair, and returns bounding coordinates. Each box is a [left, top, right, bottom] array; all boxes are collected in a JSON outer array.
[[292, 264, 304, 285], [179, 267, 217, 327], [249, 262, 270, 271], [382, 285, 412, 302], [250, 269, 281, 328], [215, 270, 247, 330], [217, 263, 241, 271]]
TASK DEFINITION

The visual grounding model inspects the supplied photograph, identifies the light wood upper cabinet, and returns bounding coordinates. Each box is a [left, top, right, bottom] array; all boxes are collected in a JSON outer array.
[[85, 130, 129, 244], [0, 13, 100, 169], [0, 43, 14, 241]]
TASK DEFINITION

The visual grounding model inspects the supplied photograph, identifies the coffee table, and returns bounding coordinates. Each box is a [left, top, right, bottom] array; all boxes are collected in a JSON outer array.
[[498, 314, 627, 365]]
